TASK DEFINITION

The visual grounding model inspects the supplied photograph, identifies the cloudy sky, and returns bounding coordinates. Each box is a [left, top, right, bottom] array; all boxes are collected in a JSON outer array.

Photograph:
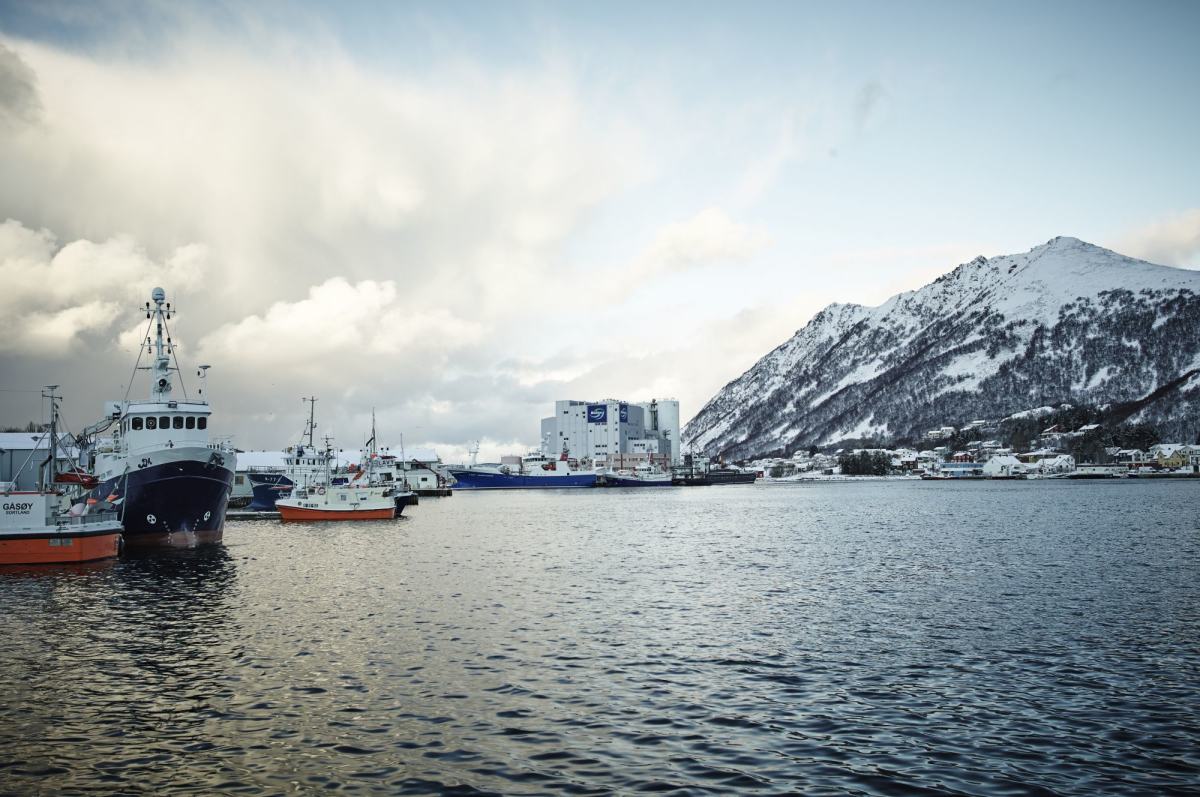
[[1, 1, 1198, 460]]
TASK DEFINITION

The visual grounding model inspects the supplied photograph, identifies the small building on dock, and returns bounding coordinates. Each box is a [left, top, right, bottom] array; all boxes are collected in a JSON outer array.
[[0, 432, 78, 491]]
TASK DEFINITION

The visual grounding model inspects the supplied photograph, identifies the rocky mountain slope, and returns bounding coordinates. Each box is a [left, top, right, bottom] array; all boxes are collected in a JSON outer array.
[[684, 237, 1200, 459]]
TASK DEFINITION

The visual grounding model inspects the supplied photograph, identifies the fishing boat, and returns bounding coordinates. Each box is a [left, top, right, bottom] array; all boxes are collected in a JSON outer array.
[[340, 412, 415, 514], [275, 481, 396, 521], [245, 397, 334, 511], [1, 388, 122, 565], [446, 446, 599, 490], [600, 462, 674, 487], [275, 427, 395, 521], [79, 289, 236, 547]]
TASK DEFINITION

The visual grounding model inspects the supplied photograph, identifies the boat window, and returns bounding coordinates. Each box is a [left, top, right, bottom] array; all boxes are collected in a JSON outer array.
[[146, 417, 157, 430], [160, 416, 170, 428], [173, 416, 184, 429], [132, 417, 143, 430], [186, 417, 195, 429], [198, 417, 207, 429]]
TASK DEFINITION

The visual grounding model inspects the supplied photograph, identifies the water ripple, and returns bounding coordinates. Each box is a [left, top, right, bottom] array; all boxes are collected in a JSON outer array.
[[1, 481, 1198, 794]]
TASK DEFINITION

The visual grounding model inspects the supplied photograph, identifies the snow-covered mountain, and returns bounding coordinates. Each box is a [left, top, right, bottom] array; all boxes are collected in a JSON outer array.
[[684, 237, 1200, 460]]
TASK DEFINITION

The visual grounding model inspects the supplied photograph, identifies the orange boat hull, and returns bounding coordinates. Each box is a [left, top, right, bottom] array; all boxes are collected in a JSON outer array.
[[277, 505, 395, 522], [0, 532, 122, 565]]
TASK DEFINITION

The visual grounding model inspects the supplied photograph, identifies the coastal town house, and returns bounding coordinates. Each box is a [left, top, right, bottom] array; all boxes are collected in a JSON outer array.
[[982, 455, 1025, 478], [1036, 454, 1076, 474], [1148, 444, 1188, 469]]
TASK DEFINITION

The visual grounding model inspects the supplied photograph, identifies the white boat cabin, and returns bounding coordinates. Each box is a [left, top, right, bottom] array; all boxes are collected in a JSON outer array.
[[110, 400, 213, 456]]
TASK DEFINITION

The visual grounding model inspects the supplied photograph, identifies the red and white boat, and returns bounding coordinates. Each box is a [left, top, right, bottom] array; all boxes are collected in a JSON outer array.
[[1, 388, 122, 565], [1, 489, 123, 564], [275, 434, 395, 522], [275, 483, 396, 521]]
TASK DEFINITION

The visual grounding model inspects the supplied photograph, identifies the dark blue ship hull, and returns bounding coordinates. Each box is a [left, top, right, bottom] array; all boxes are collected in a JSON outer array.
[[447, 468, 597, 489], [90, 458, 234, 547], [248, 472, 293, 511]]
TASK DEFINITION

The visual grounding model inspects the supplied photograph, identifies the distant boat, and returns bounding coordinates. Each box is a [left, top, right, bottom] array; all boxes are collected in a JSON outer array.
[[275, 482, 396, 522], [705, 466, 758, 485], [338, 411, 415, 514], [246, 398, 332, 511], [447, 449, 598, 490], [671, 460, 758, 485], [1, 389, 122, 565], [600, 463, 673, 487], [275, 440, 395, 522]]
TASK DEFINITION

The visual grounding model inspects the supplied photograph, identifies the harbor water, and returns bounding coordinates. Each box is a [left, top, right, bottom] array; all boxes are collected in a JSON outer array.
[[1, 481, 1197, 794]]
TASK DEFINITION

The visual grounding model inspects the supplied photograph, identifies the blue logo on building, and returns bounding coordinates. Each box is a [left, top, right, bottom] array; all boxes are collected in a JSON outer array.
[[619, 403, 629, 423], [587, 404, 607, 424]]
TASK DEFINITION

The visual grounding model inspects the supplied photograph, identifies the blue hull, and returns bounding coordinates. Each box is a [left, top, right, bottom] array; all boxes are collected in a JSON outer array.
[[90, 459, 234, 546], [248, 472, 293, 511], [447, 468, 597, 490]]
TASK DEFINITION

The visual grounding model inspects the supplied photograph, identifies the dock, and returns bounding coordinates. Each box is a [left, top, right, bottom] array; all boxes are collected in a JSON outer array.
[[415, 487, 453, 496], [226, 510, 280, 521]]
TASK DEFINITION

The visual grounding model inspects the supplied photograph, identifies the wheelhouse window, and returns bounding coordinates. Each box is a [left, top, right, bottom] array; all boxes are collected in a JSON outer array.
[[173, 416, 184, 429], [145, 417, 157, 430], [197, 417, 207, 430], [186, 417, 195, 429], [160, 416, 170, 428]]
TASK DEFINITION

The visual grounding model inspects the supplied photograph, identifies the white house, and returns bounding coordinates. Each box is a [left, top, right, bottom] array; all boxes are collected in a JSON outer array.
[[983, 455, 1026, 478], [1037, 454, 1076, 474]]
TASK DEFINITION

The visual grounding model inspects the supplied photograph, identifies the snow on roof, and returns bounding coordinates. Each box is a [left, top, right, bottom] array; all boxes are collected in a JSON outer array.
[[364, 446, 440, 462], [0, 432, 53, 450], [1006, 406, 1055, 420], [236, 450, 289, 469], [1077, 423, 1101, 431], [0, 432, 79, 452]]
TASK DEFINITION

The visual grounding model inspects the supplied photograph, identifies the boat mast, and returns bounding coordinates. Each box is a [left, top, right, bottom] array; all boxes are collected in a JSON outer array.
[[367, 408, 378, 481], [400, 432, 409, 490], [146, 287, 174, 400], [303, 396, 318, 448], [41, 385, 59, 491], [323, 435, 333, 505]]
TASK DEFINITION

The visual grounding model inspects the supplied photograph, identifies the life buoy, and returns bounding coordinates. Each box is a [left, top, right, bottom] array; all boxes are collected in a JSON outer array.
[[317, 486, 326, 495]]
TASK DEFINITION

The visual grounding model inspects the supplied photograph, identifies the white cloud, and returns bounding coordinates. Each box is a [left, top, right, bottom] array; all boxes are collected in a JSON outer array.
[[0, 36, 635, 325], [634, 207, 768, 278], [0, 31, 646, 447], [0, 218, 208, 354], [1111, 209, 1200, 268], [197, 277, 485, 375]]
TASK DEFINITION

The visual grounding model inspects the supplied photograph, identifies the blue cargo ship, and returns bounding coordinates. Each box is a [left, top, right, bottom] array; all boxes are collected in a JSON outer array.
[[447, 451, 597, 490]]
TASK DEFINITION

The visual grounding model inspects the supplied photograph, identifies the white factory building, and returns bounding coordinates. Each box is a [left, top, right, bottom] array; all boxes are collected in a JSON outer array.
[[540, 399, 681, 467]]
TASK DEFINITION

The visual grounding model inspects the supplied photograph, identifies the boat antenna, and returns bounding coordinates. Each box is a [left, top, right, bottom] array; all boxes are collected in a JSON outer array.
[[39, 386, 59, 490], [157, 292, 190, 400], [367, 408, 377, 458], [399, 431, 409, 491], [302, 396, 318, 447]]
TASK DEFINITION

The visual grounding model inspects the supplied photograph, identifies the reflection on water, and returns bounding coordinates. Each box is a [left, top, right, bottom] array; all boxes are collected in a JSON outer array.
[[1, 481, 1198, 794]]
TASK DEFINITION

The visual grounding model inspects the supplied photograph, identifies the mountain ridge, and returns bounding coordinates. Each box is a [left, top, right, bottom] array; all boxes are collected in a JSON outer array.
[[684, 237, 1200, 459]]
